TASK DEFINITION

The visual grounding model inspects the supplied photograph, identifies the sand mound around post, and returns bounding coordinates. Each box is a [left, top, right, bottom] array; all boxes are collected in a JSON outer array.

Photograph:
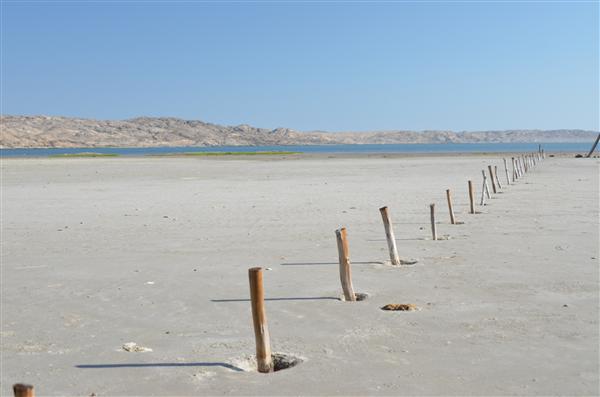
[[340, 292, 369, 301], [232, 353, 304, 372], [272, 353, 303, 371]]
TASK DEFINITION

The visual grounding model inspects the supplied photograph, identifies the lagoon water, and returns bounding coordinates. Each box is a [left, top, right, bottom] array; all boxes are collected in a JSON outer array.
[[0, 142, 590, 157]]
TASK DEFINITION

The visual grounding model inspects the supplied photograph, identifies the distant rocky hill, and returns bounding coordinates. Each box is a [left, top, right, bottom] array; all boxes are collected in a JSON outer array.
[[1, 115, 597, 148]]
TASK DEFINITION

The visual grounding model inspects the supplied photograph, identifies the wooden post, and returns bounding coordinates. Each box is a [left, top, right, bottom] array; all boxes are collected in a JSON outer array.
[[512, 157, 517, 181], [249, 267, 273, 373], [336, 228, 356, 300], [518, 157, 523, 175], [379, 206, 400, 266], [429, 203, 437, 240], [494, 165, 502, 189], [446, 189, 456, 224], [480, 179, 486, 206], [488, 165, 497, 193], [482, 170, 491, 199], [503, 158, 510, 185], [587, 134, 600, 157], [468, 180, 475, 214], [13, 385, 34, 397]]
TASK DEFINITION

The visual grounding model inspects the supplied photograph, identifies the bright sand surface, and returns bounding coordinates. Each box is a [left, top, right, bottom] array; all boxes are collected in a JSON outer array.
[[1, 154, 598, 396]]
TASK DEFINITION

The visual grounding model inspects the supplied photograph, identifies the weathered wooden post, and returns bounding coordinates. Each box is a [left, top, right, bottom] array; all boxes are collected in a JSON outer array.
[[446, 189, 456, 224], [517, 157, 525, 178], [481, 170, 491, 199], [587, 134, 600, 157], [503, 158, 510, 185], [429, 203, 437, 240], [468, 180, 475, 214], [336, 228, 356, 301], [488, 165, 497, 193], [249, 267, 274, 373], [494, 165, 502, 189], [379, 206, 400, 266], [518, 157, 523, 175], [480, 173, 487, 205], [512, 157, 517, 181], [13, 384, 34, 397]]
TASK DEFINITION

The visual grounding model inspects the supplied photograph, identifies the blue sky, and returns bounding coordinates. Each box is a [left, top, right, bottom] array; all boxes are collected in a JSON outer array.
[[1, 1, 598, 131]]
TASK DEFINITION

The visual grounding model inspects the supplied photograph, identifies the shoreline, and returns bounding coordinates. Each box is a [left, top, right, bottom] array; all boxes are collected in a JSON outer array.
[[0, 151, 588, 160]]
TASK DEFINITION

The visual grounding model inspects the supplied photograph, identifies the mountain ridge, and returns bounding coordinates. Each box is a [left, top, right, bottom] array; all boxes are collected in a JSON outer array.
[[1, 115, 597, 148]]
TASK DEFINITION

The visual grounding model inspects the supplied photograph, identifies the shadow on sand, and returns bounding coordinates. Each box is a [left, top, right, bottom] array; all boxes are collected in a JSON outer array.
[[211, 296, 339, 303], [280, 261, 383, 266], [76, 362, 244, 371]]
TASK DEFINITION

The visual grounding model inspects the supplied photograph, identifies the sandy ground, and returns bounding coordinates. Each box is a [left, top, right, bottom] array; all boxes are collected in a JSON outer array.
[[1, 154, 598, 396]]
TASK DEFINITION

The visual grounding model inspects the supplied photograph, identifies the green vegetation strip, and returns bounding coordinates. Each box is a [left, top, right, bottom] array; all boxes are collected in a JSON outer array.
[[153, 151, 301, 157], [49, 153, 119, 158]]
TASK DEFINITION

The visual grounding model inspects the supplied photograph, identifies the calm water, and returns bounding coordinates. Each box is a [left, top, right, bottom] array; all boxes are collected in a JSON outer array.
[[0, 142, 590, 157]]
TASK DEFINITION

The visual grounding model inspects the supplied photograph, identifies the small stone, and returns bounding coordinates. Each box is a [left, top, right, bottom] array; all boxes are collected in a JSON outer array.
[[381, 303, 418, 311], [122, 342, 152, 352]]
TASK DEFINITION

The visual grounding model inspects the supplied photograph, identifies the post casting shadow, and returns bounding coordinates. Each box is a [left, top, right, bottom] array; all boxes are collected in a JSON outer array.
[[211, 296, 339, 303], [366, 238, 425, 242], [76, 362, 244, 371], [280, 261, 383, 266]]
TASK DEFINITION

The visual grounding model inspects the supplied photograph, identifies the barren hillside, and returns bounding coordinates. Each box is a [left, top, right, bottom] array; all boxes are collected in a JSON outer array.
[[1, 115, 597, 148]]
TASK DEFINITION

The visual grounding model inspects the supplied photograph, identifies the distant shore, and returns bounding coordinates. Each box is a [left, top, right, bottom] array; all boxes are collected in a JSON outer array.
[[0, 142, 592, 158]]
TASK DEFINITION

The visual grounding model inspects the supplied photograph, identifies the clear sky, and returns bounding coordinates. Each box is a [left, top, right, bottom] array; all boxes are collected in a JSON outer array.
[[1, 1, 598, 131]]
